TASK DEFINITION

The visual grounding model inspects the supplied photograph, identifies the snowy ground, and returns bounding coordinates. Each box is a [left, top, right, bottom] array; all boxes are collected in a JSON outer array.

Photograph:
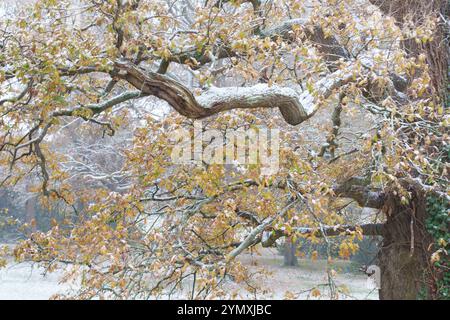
[[232, 248, 378, 300], [0, 261, 74, 300], [0, 248, 378, 300]]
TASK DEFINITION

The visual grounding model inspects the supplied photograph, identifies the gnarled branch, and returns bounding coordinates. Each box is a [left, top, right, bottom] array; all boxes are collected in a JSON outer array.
[[115, 60, 354, 125], [333, 176, 384, 209], [115, 60, 316, 125]]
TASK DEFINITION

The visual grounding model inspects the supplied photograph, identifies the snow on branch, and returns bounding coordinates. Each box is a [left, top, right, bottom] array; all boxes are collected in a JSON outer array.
[[115, 60, 354, 125], [261, 223, 385, 247]]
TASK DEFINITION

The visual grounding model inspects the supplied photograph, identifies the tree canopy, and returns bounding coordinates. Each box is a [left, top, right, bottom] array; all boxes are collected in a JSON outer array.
[[0, 0, 448, 299]]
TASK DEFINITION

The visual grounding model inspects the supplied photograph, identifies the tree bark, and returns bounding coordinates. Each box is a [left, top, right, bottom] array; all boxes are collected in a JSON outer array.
[[378, 185, 435, 299], [283, 237, 298, 267]]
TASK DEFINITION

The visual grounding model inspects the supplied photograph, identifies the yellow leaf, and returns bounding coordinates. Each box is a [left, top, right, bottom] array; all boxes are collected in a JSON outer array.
[[311, 288, 321, 297]]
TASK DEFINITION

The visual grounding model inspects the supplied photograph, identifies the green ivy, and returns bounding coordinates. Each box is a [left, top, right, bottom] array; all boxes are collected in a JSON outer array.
[[426, 195, 450, 299]]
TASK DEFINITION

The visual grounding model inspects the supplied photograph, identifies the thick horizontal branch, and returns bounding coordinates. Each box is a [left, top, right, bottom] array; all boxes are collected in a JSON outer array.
[[115, 60, 319, 125], [261, 223, 385, 247], [115, 58, 358, 125], [333, 177, 384, 209]]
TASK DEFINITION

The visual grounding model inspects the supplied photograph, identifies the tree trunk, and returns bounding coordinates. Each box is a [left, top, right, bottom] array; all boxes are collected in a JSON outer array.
[[377, 185, 435, 299], [25, 197, 37, 232], [371, 0, 448, 300], [283, 237, 298, 267]]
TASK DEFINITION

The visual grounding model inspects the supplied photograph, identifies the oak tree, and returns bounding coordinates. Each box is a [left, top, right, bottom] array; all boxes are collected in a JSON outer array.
[[0, 0, 448, 299]]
